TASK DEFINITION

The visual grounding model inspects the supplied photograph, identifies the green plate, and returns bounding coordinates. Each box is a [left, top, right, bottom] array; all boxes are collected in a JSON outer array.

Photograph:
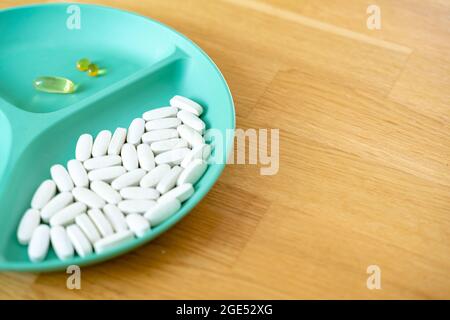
[[0, 3, 235, 271]]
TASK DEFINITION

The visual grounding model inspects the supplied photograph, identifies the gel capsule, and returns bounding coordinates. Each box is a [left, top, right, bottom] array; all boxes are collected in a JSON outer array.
[[33, 76, 76, 94], [77, 58, 90, 71]]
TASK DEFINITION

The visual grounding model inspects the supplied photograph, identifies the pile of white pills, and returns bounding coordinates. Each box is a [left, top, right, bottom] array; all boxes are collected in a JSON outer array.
[[17, 95, 211, 262]]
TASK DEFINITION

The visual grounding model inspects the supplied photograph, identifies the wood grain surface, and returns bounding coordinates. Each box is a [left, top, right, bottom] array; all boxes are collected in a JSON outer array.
[[0, 0, 449, 299]]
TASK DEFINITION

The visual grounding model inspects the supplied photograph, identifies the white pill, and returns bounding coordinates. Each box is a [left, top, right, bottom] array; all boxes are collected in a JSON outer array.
[[72, 187, 106, 209], [140, 164, 171, 188], [67, 160, 89, 188], [142, 129, 178, 143], [180, 144, 211, 168], [126, 214, 150, 238], [75, 213, 101, 244], [108, 127, 127, 155], [154, 148, 190, 166], [51, 164, 74, 192], [170, 95, 203, 116], [150, 138, 188, 154], [158, 184, 194, 203], [31, 179, 56, 209], [50, 226, 74, 260], [88, 209, 114, 238], [84, 155, 122, 171], [50, 202, 87, 227], [137, 144, 155, 171], [157, 166, 183, 194], [17, 209, 41, 245], [103, 204, 128, 232], [88, 166, 126, 182], [92, 130, 112, 157], [127, 118, 145, 144], [177, 110, 205, 133], [120, 187, 160, 200], [76, 134, 93, 161], [94, 230, 134, 254], [145, 117, 181, 131], [28, 224, 50, 262], [143, 106, 178, 121], [144, 198, 181, 226], [118, 200, 156, 214], [66, 224, 93, 257], [177, 125, 204, 147], [111, 169, 146, 190], [90, 180, 122, 204], [177, 159, 208, 186], [121, 143, 139, 171], [41, 192, 74, 222]]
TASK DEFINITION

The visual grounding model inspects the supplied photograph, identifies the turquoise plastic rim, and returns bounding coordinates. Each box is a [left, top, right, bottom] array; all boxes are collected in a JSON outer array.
[[0, 3, 235, 272]]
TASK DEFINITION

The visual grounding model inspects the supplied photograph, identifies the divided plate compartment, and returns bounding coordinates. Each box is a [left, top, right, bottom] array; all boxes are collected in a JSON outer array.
[[0, 4, 235, 271]]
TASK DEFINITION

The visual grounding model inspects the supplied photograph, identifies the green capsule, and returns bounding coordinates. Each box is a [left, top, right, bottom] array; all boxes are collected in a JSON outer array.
[[77, 58, 90, 71], [33, 76, 76, 94]]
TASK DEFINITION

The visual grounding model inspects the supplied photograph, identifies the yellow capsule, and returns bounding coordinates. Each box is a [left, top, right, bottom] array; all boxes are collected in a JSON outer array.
[[87, 63, 99, 77], [77, 58, 90, 71], [33, 76, 76, 94]]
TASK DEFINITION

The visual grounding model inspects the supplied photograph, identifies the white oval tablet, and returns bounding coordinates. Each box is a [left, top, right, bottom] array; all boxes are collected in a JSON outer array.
[[108, 127, 127, 155], [144, 198, 181, 226], [180, 144, 211, 168], [50, 226, 74, 260], [94, 230, 134, 254], [127, 118, 145, 144], [170, 95, 203, 116], [103, 204, 128, 232], [121, 143, 139, 171], [41, 192, 74, 222], [50, 202, 87, 227], [126, 214, 150, 238], [31, 179, 56, 209], [137, 144, 155, 171], [17, 209, 41, 245], [72, 187, 106, 209], [90, 180, 122, 204], [75, 213, 101, 244], [177, 125, 204, 147], [154, 148, 191, 166], [88, 166, 126, 182], [142, 129, 178, 144], [92, 130, 112, 157], [158, 183, 194, 203], [111, 169, 146, 190], [28, 224, 50, 262], [177, 110, 205, 133], [118, 200, 156, 214], [88, 209, 114, 238], [76, 134, 93, 161], [177, 159, 208, 186], [66, 224, 93, 257], [157, 166, 183, 194], [51, 164, 74, 192], [145, 117, 181, 131], [143, 106, 178, 121], [67, 159, 89, 188], [120, 187, 160, 200], [84, 155, 122, 171], [140, 164, 171, 188], [150, 138, 188, 154]]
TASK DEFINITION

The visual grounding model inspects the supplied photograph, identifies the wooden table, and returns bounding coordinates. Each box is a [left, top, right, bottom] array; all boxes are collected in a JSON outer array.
[[1, 0, 449, 299]]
